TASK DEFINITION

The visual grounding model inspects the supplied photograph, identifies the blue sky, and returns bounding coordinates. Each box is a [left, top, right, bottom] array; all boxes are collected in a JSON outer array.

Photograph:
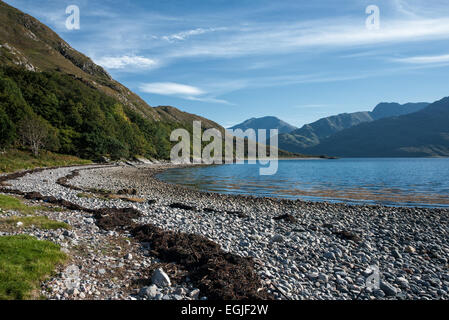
[[5, 0, 449, 128]]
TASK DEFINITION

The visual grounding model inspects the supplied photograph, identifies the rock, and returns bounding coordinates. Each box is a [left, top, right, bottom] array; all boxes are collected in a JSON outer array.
[[239, 240, 250, 247], [271, 234, 284, 243], [67, 288, 79, 296], [307, 272, 319, 280], [334, 230, 361, 242], [154, 293, 163, 300], [380, 281, 398, 296], [324, 251, 336, 260], [151, 268, 171, 287], [373, 289, 386, 298], [392, 249, 402, 259], [16, 221, 24, 227], [405, 246, 416, 254], [318, 273, 329, 283], [84, 218, 95, 224], [396, 277, 409, 288], [273, 214, 297, 223], [63, 230, 72, 237], [189, 289, 200, 299], [98, 269, 106, 275], [175, 287, 186, 295], [124, 253, 133, 260], [139, 285, 158, 298]]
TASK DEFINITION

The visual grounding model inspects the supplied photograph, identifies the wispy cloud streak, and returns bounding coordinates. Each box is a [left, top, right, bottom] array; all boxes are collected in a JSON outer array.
[[394, 54, 449, 64], [139, 82, 232, 105], [95, 55, 158, 69]]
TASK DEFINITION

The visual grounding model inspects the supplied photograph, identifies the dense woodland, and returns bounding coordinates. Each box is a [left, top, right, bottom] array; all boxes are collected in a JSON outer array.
[[0, 66, 179, 160]]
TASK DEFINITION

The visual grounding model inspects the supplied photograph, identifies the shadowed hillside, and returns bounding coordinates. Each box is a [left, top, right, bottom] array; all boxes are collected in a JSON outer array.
[[278, 102, 429, 154], [306, 97, 449, 157]]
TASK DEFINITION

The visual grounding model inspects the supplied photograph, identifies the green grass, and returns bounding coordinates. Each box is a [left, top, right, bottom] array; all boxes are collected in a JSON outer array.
[[0, 235, 66, 300], [0, 216, 70, 230], [0, 194, 59, 215], [0, 149, 92, 173]]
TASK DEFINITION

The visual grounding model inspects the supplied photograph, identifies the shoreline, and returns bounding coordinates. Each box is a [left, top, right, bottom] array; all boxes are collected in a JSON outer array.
[[155, 163, 449, 209], [2, 163, 449, 300]]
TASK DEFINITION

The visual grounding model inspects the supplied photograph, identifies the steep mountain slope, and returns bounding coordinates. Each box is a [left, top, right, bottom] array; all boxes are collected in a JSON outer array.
[[306, 97, 449, 157], [0, 1, 221, 128], [279, 112, 373, 152], [0, 1, 232, 160], [0, 2, 299, 159], [278, 102, 429, 153]]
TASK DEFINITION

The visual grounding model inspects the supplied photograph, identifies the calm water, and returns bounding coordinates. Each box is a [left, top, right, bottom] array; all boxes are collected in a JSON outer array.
[[157, 158, 449, 208]]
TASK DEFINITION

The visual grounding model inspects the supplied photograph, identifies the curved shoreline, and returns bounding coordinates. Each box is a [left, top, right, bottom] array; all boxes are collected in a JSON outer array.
[[0, 164, 271, 300], [2, 163, 449, 300]]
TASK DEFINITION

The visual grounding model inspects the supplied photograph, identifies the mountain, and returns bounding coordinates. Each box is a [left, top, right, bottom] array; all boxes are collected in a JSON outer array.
[[0, 1, 225, 159], [278, 112, 373, 152], [278, 102, 429, 153], [228, 116, 297, 144], [0, 2, 299, 160], [371, 102, 430, 120], [306, 97, 449, 157], [0, 1, 224, 127], [229, 116, 297, 134]]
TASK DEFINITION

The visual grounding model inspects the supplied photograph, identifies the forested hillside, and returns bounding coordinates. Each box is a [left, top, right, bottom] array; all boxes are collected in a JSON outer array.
[[0, 66, 180, 159]]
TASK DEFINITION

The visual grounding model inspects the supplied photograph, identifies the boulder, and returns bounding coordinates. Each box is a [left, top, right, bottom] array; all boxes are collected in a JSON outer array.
[[151, 268, 171, 287]]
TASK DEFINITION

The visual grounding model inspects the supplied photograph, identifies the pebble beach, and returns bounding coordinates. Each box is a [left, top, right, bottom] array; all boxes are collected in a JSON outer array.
[[1, 163, 449, 300]]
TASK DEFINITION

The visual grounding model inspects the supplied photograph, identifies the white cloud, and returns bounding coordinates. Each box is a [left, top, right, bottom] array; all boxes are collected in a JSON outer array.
[[394, 54, 449, 64], [139, 82, 234, 105], [161, 27, 226, 42], [168, 17, 449, 59], [186, 96, 234, 105], [95, 55, 158, 69], [140, 82, 205, 96]]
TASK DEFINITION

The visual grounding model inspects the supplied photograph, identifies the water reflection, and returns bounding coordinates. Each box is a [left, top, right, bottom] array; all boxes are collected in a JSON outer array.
[[157, 158, 449, 208]]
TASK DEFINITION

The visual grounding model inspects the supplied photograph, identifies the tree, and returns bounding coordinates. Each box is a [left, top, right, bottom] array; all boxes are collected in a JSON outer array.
[[18, 114, 49, 156], [0, 107, 14, 148]]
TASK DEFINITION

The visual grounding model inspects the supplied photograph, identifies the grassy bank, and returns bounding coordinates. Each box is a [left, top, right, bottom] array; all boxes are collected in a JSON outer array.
[[0, 194, 56, 215], [0, 216, 70, 231], [0, 194, 69, 299], [0, 149, 92, 173], [0, 235, 66, 300]]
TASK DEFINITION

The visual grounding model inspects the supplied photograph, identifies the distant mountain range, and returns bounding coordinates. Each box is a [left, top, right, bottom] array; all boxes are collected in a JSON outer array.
[[306, 97, 449, 157], [232, 100, 449, 157], [231, 102, 442, 157], [278, 102, 430, 154]]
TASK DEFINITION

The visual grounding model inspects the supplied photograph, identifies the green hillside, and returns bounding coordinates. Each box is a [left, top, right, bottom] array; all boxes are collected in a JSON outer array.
[[0, 66, 179, 159], [0, 1, 227, 160]]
